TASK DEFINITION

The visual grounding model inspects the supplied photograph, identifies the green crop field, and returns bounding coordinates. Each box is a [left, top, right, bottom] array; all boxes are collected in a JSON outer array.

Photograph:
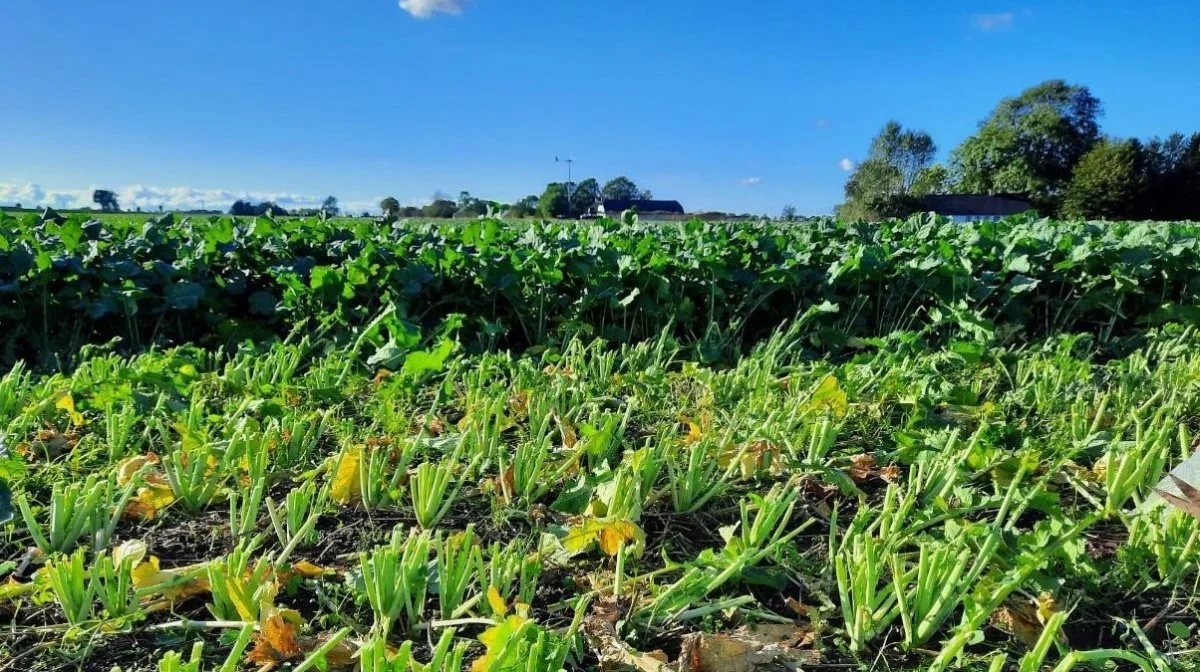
[[1, 209, 1199, 670]]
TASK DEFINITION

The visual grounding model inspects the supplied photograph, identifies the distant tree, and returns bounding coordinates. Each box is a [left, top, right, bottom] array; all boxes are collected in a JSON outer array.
[[509, 195, 539, 218], [539, 183, 570, 219], [949, 80, 1102, 214], [601, 176, 647, 202], [1062, 139, 1145, 220], [14, 203, 20, 209], [423, 199, 458, 218], [400, 206, 423, 217], [380, 197, 401, 218], [456, 199, 489, 218], [837, 121, 936, 220], [780, 205, 797, 221], [1140, 132, 1200, 220], [570, 178, 601, 215], [231, 200, 287, 216], [92, 189, 120, 212], [321, 196, 340, 216]]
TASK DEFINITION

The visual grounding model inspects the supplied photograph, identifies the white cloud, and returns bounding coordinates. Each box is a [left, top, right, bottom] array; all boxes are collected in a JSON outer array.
[[973, 12, 1014, 31], [0, 183, 46, 205], [399, 0, 469, 19], [0, 183, 84, 209], [0, 183, 373, 213], [839, 158, 855, 172], [739, 177, 762, 186]]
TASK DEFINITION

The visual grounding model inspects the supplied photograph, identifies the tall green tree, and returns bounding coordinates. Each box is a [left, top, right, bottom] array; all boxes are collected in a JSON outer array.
[[539, 183, 570, 219], [1141, 132, 1200, 220], [911, 164, 949, 197], [601, 177, 651, 202], [380, 197, 401, 218], [509, 195, 539, 218], [949, 80, 1102, 213], [423, 198, 457, 218], [837, 121, 936, 221], [570, 178, 601, 215], [1061, 139, 1145, 220], [322, 196, 340, 216], [92, 189, 119, 212]]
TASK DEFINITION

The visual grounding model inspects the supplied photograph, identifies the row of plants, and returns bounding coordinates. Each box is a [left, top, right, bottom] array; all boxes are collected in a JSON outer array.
[[5, 210, 1200, 365], [1, 317, 1196, 669]]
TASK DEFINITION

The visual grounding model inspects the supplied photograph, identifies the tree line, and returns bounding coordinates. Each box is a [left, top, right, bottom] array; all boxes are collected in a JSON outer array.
[[379, 176, 653, 220], [838, 80, 1200, 221]]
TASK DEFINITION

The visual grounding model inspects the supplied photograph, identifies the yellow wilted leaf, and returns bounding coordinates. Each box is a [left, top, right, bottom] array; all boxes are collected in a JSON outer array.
[[563, 517, 644, 557], [808, 375, 848, 418], [473, 615, 532, 672], [509, 390, 530, 417], [330, 446, 362, 505], [556, 415, 578, 450], [248, 609, 304, 670], [1034, 592, 1057, 625], [291, 561, 328, 579], [116, 454, 160, 485], [0, 577, 38, 600], [991, 604, 1042, 648], [487, 585, 508, 617], [124, 483, 176, 520], [562, 519, 602, 555], [172, 422, 206, 453], [598, 520, 642, 557], [132, 556, 210, 602], [56, 393, 84, 425], [314, 632, 356, 669], [719, 440, 780, 479]]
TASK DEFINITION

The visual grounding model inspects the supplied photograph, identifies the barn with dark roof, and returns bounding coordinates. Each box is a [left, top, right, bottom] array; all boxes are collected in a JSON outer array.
[[920, 194, 1031, 221], [598, 199, 685, 217]]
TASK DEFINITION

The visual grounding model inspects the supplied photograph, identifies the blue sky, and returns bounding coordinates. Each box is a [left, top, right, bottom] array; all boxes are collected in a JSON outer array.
[[3, 1, 1198, 215]]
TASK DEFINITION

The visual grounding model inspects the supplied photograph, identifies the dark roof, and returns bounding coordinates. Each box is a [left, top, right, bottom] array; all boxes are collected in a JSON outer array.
[[920, 194, 1030, 217], [602, 199, 685, 214]]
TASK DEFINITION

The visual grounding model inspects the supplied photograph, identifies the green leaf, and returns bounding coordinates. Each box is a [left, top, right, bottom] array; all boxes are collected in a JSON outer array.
[[366, 339, 408, 370], [1006, 254, 1031, 273], [1167, 621, 1190, 639], [550, 477, 592, 515], [1008, 274, 1040, 294], [402, 340, 455, 377], [248, 290, 278, 316], [166, 282, 205, 310]]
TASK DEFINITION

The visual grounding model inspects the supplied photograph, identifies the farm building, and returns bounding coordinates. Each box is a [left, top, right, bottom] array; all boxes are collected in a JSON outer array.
[[919, 194, 1031, 222], [597, 199, 685, 217]]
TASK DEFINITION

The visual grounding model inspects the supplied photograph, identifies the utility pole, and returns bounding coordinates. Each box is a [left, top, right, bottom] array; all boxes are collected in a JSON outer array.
[[556, 156, 574, 217]]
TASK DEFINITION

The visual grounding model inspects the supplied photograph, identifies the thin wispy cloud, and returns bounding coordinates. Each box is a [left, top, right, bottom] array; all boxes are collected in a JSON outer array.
[[973, 12, 1015, 31], [814, 118, 830, 128], [740, 177, 762, 186], [399, 0, 469, 19], [839, 158, 855, 172]]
